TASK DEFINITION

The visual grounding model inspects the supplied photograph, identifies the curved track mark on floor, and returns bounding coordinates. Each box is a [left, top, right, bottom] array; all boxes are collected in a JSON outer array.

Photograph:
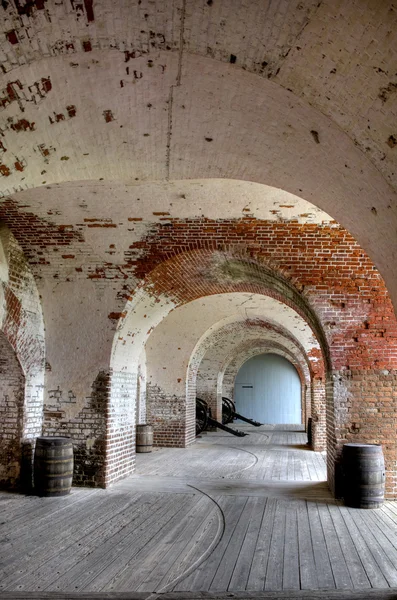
[[217, 444, 259, 477], [151, 484, 226, 596]]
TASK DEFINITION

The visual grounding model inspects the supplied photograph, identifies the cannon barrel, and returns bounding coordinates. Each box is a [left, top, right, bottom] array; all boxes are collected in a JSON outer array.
[[196, 397, 248, 437], [207, 416, 247, 437], [222, 397, 262, 427]]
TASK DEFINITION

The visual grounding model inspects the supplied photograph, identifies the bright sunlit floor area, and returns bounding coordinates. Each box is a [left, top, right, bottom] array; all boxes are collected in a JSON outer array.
[[2, 425, 397, 600]]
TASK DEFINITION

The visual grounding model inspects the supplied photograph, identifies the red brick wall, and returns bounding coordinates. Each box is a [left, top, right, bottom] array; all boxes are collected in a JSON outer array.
[[128, 220, 394, 366], [0, 227, 45, 489], [2, 210, 397, 496], [1, 229, 45, 382], [104, 371, 136, 487], [327, 369, 397, 497], [128, 218, 397, 496]]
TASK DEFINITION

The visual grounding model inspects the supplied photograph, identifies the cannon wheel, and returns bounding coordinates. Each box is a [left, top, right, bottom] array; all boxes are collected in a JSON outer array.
[[222, 397, 234, 424], [196, 398, 209, 435], [229, 397, 236, 413]]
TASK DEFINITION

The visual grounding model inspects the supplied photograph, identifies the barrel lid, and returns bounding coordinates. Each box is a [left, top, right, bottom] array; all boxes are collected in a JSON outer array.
[[36, 437, 72, 445], [344, 443, 380, 447]]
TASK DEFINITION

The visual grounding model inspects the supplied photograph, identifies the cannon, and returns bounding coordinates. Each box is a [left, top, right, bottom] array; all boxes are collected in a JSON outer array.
[[222, 397, 262, 427], [196, 397, 248, 437]]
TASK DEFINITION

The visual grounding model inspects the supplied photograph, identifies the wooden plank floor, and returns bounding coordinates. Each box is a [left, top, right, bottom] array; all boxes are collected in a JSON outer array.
[[1, 425, 397, 595]]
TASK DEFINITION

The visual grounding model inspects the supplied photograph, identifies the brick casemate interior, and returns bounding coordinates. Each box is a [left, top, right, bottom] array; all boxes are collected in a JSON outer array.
[[0, 0, 396, 501], [1, 205, 397, 497]]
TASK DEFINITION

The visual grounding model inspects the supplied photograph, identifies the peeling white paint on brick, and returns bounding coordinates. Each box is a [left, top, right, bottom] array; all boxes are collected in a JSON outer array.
[[111, 287, 177, 372]]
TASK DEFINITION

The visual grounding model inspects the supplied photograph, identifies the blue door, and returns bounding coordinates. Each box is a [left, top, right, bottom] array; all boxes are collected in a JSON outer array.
[[234, 353, 301, 424]]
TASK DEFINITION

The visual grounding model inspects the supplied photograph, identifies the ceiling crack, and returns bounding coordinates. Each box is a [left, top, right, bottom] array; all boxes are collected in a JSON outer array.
[[166, 0, 186, 180]]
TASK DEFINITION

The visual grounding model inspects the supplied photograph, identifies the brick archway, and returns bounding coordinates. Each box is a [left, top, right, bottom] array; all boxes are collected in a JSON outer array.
[[110, 240, 397, 496], [220, 341, 310, 422], [109, 250, 329, 487], [193, 319, 314, 425], [0, 225, 45, 489]]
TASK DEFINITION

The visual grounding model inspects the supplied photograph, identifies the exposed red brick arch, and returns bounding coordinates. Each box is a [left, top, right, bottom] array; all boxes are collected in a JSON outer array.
[[0, 225, 45, 489], [0, 227, 45, 380], [123, 223, 397, 491], [110, 248, 329, 485], [115, 247, 330, 370], [121, 217, 397, 371]]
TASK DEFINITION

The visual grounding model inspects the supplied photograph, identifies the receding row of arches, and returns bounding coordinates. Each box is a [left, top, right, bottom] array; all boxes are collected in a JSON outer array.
[[2, 214, 392, 498], [1, 178, 397, 499]]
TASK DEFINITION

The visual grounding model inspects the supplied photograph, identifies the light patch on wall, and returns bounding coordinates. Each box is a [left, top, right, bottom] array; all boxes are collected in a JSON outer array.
[[111, 287, 177, 372], [0, 226, 9, 284]]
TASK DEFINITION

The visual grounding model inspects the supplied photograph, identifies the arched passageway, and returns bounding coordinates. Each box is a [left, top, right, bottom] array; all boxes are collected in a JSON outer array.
[[2, 2, 397, 594], [234, 353, 302, 425], [0, 225, 45, 490], [219, 338, 311, 430], [0, 0, 394, 504]]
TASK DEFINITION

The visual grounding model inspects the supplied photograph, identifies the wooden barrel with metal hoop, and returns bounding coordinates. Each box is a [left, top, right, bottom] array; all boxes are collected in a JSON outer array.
[[136, 424, 153, 453], [34, 437, 74, 497], [343, 443, 385, 509]]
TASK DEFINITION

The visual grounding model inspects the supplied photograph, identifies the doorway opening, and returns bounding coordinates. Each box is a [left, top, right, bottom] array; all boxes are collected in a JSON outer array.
[[234, 353, 301, 425]]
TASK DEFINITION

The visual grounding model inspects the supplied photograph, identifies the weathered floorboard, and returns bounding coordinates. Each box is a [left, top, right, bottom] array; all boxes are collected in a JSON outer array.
[[1, 426, 397, 595]]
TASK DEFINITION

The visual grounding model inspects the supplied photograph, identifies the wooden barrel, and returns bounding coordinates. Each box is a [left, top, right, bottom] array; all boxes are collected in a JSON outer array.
[[307, 417, 313, 447], [136, 424, 153, 453], [34, 437, 74, 497], [343, 443, 385, 509]]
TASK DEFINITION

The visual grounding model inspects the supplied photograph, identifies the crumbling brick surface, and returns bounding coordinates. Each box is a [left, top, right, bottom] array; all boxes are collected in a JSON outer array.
[[129, 219, 396, 376], [0, 332, 25, 488], [42, 373, 108, 487], [1, 206, 397, 494], [146, 384, 187, 448], [0, 228, 45, 488]]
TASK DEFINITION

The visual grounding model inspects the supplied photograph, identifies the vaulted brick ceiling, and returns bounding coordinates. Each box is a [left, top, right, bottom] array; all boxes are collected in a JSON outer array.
[[1, 0, 397, 495], [1, 0, 396, 189], [0, 0, 396, 315]]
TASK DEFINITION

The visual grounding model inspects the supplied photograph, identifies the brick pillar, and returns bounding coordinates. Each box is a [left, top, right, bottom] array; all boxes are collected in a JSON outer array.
[[303, 383, 310, 427], [325, 374, 338, 496], [146, 383, 188, 447], [330, 368, 397, 499], [311, 376, 326, 452], [0, 333, 25, 489], [104, 370, 136, 487]]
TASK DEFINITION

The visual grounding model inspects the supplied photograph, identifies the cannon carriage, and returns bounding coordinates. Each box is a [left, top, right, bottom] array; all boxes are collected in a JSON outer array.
[[222, 397, 262, 427], [196, 397, 247, 437]]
